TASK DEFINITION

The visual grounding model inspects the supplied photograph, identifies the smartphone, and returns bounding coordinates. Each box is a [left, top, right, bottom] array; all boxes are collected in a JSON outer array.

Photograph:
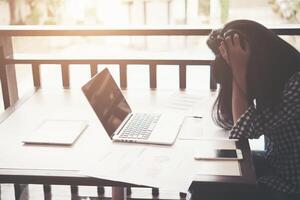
[[194, 149, 243, 160]]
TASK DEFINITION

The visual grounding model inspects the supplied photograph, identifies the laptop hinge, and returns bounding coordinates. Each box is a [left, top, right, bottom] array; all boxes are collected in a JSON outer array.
[[111, 113, 133, 138]]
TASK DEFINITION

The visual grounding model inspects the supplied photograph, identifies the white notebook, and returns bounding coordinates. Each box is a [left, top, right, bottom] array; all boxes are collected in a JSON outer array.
[[22, 120, 88, 145]]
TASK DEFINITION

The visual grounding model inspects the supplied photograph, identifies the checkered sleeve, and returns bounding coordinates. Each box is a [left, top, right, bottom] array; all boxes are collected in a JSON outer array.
[[230, 72, 300, 139]]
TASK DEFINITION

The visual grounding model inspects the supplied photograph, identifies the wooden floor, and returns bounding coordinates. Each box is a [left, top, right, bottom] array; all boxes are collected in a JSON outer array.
[[0, 184, 190, 200]]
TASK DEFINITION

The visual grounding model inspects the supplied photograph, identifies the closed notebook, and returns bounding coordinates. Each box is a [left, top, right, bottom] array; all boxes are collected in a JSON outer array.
[[22, 120, 88, 145]]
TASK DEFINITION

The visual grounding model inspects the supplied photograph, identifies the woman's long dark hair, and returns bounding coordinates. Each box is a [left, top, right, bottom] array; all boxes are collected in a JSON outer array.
[[207, 20, 300, 130]]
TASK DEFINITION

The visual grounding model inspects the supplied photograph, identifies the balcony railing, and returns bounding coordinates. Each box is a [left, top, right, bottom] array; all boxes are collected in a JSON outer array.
[[1, 25, 299, 111], [0, 25, 299, 199], [1, 25, 300, 110]]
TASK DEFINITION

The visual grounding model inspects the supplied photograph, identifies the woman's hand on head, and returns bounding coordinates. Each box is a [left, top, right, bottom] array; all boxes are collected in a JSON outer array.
[[219, 34, 250, 91], [219, 34, 250, 75]]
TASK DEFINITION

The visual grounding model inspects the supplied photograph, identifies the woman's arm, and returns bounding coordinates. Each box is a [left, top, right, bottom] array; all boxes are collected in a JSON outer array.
[[232, 79, 249, 124], [218, 34, 250, 124], [230, 73, 300, 139]]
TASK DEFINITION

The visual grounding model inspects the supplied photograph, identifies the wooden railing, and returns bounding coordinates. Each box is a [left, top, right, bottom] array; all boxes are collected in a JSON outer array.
[[1, 25, 299, 110], [0, 25, 299, 199]]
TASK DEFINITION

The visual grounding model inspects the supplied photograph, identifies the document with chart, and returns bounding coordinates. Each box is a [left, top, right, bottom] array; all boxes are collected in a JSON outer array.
[[81, 145, 195, 192]]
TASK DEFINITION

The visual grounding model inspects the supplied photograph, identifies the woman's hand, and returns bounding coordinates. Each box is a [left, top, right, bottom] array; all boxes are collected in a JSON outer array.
[[218, 34, 250, 93], [219, 34, 250, 123]]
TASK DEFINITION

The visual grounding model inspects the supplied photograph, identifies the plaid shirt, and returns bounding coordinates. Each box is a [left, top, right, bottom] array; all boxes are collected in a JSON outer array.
[[230, 71, 300, 194]]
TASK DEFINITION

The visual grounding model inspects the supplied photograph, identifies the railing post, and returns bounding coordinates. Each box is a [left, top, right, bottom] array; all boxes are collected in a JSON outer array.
[[210, 64, 217, 90], [70, 185, 79, 198], [0, 37, 19, 109], [143, 1, 148, 49], [14, 184, 29, 200], [149, 64, 157, 89], [112, 187, 126, 200], [152, 188, 159, 197], [97, 186, 105, 197], [126, 187, 132, 196], [61, 64, 70, 88], [90, 63, 98, 77], [179, 64, 186, 89], [43, 184, 51, 200], [120, 64, 127, 89], [167, 0, 171, 24], [32, 63, 41, 88]]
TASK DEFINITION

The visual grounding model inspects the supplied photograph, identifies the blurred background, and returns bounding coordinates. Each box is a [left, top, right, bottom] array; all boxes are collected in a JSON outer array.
[[1, 0, 299, 90], [1, 0, 300, 26]]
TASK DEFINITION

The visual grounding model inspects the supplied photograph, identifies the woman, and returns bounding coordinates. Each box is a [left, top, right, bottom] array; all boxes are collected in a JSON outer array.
[[207, 20, 300, 200]]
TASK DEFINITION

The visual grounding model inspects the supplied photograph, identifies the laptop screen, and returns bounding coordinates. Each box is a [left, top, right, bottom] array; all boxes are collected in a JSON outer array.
[[81, 68, 132, 137]]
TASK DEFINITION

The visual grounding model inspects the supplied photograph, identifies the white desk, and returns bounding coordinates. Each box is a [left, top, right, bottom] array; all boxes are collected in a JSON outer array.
[[0, 88, 256, 199]]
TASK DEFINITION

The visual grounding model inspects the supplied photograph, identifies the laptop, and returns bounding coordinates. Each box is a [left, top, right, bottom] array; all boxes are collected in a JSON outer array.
[[81, 68, 183, 145]]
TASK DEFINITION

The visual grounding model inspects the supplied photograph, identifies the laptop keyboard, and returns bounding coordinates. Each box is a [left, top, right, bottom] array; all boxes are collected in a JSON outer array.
[[120, 113, 161, 140]]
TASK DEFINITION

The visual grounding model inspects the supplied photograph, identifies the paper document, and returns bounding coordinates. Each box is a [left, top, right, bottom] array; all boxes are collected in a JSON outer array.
[[179, 117, 231, 140], [165, 93, 204, 111], [82, 145, 195, 192]]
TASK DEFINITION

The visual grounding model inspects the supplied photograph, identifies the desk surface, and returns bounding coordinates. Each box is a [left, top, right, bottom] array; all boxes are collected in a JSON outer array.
[[0, 88, 256, 189]]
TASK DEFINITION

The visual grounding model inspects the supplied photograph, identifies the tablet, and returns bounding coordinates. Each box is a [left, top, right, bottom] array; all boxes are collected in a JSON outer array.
[[22, 120, 88, 145]]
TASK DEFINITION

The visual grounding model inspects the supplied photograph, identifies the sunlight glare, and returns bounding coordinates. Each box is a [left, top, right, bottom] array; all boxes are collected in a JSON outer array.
[[65, 0, 92, 21], [65, 0, 126, 25]]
